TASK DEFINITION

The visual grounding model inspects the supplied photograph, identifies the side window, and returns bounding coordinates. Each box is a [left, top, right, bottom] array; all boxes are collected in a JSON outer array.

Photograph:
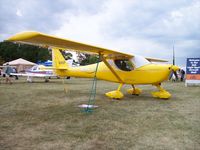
[[33, 66, 37, 71], [114, 59, 134, 71]]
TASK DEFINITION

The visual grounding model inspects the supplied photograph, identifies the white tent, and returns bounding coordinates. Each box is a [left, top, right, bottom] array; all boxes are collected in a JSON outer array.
[[4, 58, 36, 72]]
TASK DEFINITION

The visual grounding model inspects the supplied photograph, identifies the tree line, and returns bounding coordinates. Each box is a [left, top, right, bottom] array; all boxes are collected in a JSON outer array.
[[0, 41, 51, 65], [0, 41, 99, 65]]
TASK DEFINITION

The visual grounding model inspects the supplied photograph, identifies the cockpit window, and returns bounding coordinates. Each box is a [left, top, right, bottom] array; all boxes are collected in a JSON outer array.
[[131, 55, 150, 68], [114, 59, 134, 71]]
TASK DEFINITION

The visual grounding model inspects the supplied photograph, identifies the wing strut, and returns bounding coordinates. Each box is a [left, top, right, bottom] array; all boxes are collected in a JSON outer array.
[[101, 56, 123, 83]]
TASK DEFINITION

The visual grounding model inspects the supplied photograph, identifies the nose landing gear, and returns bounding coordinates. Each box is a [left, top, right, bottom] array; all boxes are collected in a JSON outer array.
[[151, 83, 171, 99]]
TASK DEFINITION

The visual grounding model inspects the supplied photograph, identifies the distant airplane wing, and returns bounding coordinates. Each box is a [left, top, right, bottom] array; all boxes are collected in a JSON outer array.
[[10, 73, 57, 78], [7, 31, 168, 62]]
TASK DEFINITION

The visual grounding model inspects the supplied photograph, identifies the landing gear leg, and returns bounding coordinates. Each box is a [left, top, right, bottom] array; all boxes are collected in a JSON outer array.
[[105, 83, 124, 99], [151, 83, 171, 99], [127, 85, 142, 96], [27, 76, 33, 82], [45, 78, 49, 82]]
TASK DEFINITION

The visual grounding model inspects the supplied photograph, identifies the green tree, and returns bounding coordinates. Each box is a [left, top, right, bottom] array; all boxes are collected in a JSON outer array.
[[80, 54, 99, 65], [0, 56, 5, 65], [64, 52, 73, 60], [0, 41, 51, 63]]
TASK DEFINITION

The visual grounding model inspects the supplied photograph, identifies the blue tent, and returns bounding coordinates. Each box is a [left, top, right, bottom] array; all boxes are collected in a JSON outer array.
[[37, 60, 52, 66]]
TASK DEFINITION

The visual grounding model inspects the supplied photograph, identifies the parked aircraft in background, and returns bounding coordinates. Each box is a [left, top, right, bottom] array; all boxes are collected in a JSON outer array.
[[7, 31, 179, 99], [10, 65, 57, 82]]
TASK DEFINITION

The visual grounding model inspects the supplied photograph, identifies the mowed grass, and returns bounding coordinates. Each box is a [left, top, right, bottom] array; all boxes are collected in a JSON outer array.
[[0, 77, 200, 150]]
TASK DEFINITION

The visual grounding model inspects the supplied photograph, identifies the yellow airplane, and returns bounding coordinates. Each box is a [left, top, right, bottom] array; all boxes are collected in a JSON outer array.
[[7, 31, 179, 99]]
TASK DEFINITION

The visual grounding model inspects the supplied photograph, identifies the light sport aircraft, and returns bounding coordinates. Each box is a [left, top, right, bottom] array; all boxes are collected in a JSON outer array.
[[7, 31, 179, 99], [11, 65, 57, 82]]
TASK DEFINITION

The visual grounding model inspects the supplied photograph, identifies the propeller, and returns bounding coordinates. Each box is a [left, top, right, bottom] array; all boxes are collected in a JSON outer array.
[[169, 65, 180, 81], [171, 65, 180, 72]]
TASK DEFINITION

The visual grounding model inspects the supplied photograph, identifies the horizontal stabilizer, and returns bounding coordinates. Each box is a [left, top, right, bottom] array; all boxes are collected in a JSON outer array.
[[145, 57, 168, 62]]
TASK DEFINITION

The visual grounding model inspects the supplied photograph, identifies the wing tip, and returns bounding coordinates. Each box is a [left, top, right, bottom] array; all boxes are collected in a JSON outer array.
[[6, 31, 41, 41]]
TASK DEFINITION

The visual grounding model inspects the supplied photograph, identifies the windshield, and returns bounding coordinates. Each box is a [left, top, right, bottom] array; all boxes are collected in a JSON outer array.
[[131, 55, 150, 68], [114, 59, 134, 71]]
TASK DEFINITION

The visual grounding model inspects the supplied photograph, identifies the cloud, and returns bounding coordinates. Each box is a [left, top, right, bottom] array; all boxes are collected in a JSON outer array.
[[16, 9, 23, 17], [0, 0, 199, 66], [52, 0, 200, 65]]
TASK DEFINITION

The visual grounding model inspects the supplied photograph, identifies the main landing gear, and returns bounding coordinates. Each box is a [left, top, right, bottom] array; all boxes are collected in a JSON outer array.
[[151, 83, 171, 99], [105, 83, 171, 100], [105, 83, 124, 99], [105, 84, 142, 99]]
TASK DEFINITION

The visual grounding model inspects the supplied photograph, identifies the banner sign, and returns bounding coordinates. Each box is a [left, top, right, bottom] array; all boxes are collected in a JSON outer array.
[[186, 58, 200, 86]]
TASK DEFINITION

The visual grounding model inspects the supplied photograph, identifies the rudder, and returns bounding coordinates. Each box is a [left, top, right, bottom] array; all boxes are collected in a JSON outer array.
[[51, 48, 70, 77], [52, 48, 69, 69]]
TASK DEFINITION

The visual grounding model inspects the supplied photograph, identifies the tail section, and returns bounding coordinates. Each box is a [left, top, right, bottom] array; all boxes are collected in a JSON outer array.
[[52, 48, 70, 76], [52, 48, 69, 69]]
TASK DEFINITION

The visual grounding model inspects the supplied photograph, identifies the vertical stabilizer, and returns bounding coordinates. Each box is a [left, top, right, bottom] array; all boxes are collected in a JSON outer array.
[[52, 48, 69, 69]]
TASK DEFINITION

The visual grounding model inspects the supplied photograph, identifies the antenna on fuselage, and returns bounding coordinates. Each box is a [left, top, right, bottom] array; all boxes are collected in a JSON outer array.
[[172, 41, 178, 81], [173, 43, 175, 65]]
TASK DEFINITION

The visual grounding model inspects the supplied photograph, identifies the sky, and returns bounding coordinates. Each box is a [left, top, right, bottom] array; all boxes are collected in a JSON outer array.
[[0, 0, 200, 66]]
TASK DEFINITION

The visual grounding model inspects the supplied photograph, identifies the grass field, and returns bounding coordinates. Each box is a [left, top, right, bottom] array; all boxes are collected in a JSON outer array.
[[0, 77, 200, 150]]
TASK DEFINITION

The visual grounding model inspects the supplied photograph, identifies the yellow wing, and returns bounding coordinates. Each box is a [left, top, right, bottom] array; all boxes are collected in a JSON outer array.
[[7, 31, 167, 62], [7, 31, 131, 59]]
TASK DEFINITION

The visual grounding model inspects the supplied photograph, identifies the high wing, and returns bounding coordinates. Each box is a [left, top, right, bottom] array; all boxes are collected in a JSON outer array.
[[7, 31, 131, 59], [7, 31, 167, 62]]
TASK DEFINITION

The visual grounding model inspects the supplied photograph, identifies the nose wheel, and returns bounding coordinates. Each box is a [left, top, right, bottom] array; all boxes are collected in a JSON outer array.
[[127, 85, 142, 96], [151, 84, 171, 99]]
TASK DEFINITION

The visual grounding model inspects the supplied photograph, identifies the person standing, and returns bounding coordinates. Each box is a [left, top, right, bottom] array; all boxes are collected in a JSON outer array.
[[180, 69, 185, 81], [4, 63, 13, 84], [0, 68, 2, 84]]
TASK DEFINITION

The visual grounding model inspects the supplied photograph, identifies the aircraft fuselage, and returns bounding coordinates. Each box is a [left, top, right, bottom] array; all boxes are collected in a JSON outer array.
[[55, 62, 173, 85]]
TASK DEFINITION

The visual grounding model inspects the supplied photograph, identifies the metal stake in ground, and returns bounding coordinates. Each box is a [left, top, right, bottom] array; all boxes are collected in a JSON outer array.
[[84, 53, 101, 113]]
